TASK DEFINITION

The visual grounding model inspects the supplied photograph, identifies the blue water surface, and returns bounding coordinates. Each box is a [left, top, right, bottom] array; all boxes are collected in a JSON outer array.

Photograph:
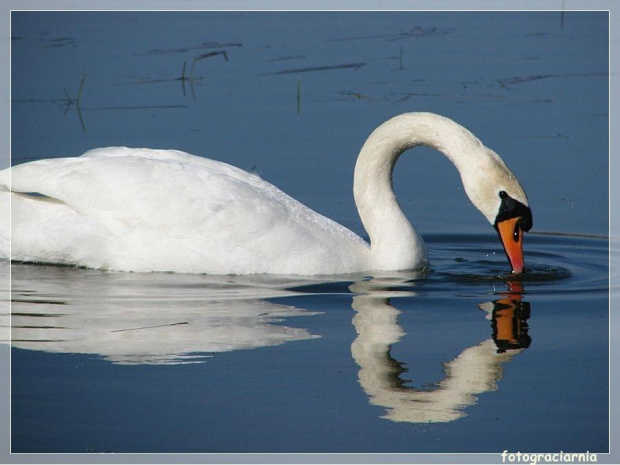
[[8, 11, 609, 455]]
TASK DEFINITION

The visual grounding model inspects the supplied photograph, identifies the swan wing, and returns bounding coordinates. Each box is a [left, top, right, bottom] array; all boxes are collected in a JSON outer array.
[[5, 148, 272, 227], [2, 148, 368, 274]]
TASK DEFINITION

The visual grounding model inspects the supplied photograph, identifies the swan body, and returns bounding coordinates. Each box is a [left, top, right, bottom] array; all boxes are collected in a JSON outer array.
[[0, 112, 532, 275]]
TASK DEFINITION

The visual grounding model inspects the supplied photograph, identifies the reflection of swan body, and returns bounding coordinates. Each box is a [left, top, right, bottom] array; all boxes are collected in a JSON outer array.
[[12, 300, 318, 365], [7, 263, 529, 423], [350, 279, 524, 423], [0, 262, 8, 345], [1, 113, 532, 274], [8, 264, 319, 365]]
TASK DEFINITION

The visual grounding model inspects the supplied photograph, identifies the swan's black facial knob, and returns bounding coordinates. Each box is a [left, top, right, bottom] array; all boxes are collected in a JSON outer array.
[[495, 191, 532, 232]]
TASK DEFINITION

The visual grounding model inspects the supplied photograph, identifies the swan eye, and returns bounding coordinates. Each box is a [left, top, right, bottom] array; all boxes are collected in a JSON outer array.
[[494, 191, 533, 233]]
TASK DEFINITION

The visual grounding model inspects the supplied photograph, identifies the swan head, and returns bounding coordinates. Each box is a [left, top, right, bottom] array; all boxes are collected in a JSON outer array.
[[460, 146, 532, 274], [492, 190, 532, 274]]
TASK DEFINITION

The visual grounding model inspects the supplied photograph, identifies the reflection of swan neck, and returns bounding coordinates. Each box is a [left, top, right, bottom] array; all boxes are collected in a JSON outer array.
[[351, 292, 522, 423], [351, 295, 404, 370]]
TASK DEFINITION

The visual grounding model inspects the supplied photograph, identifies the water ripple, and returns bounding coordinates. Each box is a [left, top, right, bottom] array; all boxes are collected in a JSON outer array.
[[424, 232, 608, 295]]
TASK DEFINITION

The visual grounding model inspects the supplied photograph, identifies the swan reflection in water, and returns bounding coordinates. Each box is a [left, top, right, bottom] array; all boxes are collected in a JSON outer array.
[[6, 264, 320, 365], [5, 262, 531, 422], [351, 276, 531, 423]]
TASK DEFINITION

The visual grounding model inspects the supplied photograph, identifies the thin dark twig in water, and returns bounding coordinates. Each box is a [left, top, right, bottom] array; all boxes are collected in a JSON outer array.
[[59, 73, 88, 132], [297, 76, 301, 115], [110, 322, 189, 333], [261, 62, 365, 76]]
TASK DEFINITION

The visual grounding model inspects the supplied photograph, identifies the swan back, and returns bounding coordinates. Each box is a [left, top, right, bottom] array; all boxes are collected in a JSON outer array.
[[2, 147, 370, 274]]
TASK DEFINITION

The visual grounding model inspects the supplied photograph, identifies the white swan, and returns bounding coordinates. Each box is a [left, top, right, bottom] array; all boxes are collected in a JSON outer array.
[[0, 112, 532, 275]]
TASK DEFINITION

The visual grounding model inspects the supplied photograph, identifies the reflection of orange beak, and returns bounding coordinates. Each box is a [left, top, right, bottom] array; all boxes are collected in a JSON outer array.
[[490, 281, 531, 352], [495, 217, 525, 274]]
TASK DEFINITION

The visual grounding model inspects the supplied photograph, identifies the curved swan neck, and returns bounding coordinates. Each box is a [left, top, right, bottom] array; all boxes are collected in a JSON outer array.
[[352, 112, 491, 270]]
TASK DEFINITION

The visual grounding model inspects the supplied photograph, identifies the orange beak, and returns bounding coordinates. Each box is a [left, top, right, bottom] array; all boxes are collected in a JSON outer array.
[[495, 217, 525, 274]]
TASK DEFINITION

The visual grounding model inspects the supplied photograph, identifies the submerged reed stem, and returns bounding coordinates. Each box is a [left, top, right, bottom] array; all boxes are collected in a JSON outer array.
[[297, 76, 301, 115]]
